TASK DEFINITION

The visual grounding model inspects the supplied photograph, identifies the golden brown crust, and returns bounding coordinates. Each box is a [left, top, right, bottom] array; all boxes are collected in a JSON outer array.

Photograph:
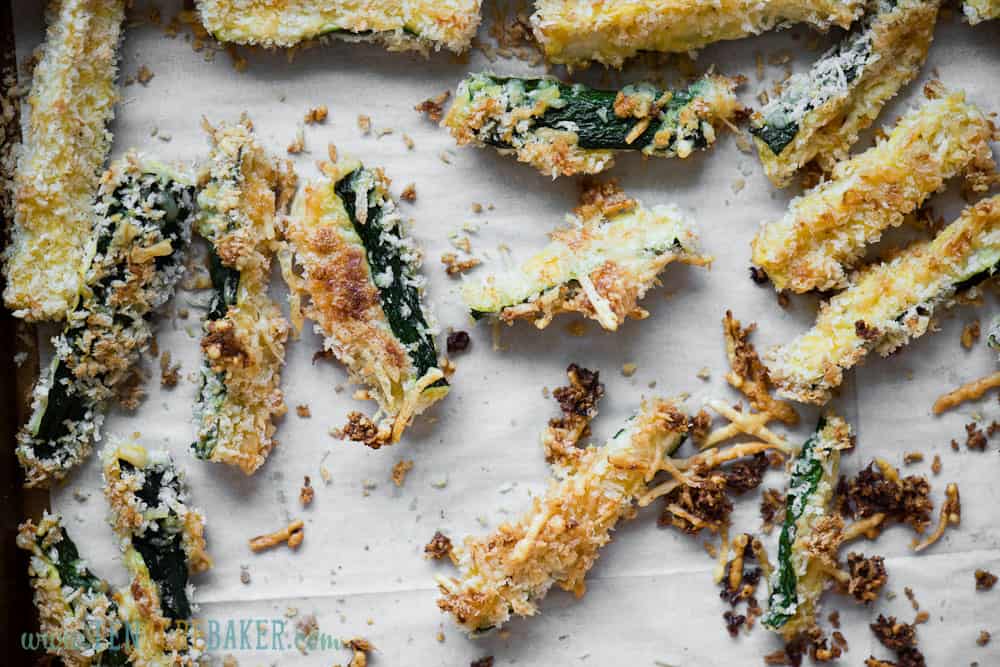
[[723, 311, 799, 425]]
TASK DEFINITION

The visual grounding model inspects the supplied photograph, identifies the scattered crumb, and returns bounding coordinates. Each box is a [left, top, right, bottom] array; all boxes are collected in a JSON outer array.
[[239, 565, 250, 584], [159, 351, 181, 387], [441, 252, 480, 276], [903, 452, 924, 465], [415, 91, 450, 122], [977, 630, 991, 647], [319, 465, 332, 484], [345, 637, 373, 667], [931, 455, 941, 475], [965, 422, 988, 451], [697, 367, 711, 380], [776, 291, 790, 309], [566, 321, 587, 337], [72, 489, 89, 502], [400, 183, 417, 202], [357, 115, 371, 135], [622, 362, 637, 377], [447, 330, 471, 354], [249, 520, 305, 552], [296, 404, 311, 418], [287, 126, 305, 154], [961, 320, 981, 349], [470, 658, 494, 667], [136, 64, 154, 85], [828, 611, 840, 629], [904, 586, 920, 611], [402, 133, 415, 150], [300, 477, 314, 506], [304, 105, 328, 124], [392, 459, 414, 487], [976, 569, 997, 591], [436, 631, 445, 642], [749, 266, 768, 284], [424, 531, 453, 559], [914, 611, 929, 624]]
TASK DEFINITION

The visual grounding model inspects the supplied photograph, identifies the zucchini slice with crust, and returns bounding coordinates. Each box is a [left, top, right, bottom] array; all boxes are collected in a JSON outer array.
[[17, 513, 131, 666], [195, 0, 482, 53], [192, 117, 295, 474], [103, 440, 211, 665], [17, 156, 196, 488], [444, 72, 744, 178], [437, 395, 690, 634], [763, 415, 851, 640], [462, 182, 709, 331], [282, 159, 448, 448], [965, 0, 1000, 23], [767, 195, 1000, 405], [751, 0, 940, 188], [752, 89, 996, 293], [530, 0, 864, 68], [4, 0, 126, 321]]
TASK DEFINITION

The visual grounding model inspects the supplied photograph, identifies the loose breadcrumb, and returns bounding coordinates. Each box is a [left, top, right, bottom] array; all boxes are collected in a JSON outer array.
[[401, 183, 417, 201], [392, 459, 414, 487], [962, 320, 981, 349], [976, 569, 997, 591], [415, 91, 450, 122], [441, 252, 481, 275], [358, 115, 371, 134], [931, 454, 941, 475], [296, 404, 311, 418], [305, 105, 328, 124], [300, 477, 314, 506], [160, 351, 181, 387], [425, 531, 454, 560]]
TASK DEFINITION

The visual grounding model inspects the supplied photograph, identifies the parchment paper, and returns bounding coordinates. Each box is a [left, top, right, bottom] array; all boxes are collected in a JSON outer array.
[[12, 2, 1000, 664]]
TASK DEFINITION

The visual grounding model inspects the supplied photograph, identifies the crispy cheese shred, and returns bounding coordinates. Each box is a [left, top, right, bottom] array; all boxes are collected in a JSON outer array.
[[4, 0, 126, 321], [752, 88, 996, 293], [767, 194, 1000, 405], [932, 371, 1000, 414]]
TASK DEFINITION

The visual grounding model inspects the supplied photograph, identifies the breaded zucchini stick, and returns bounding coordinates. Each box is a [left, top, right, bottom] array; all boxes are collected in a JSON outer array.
[[443, 72, 744, 178], [752, 89, 996, 293], [192, 118, 294, 474], [17, 156, 196, 488], [763, 415, 851, 640], [17, 513, 131, 666], [436, 397, 690, 633], [103, 440, 212, 665], [4, 0, 125, 321], [282, 158, 448, 448], [531, 0, 864, 68], [965, 0, 1000, 23], [767, 195, 1000, 405], [752, 0, 940, 188], [195, 0, 482, 53], [462, 182, 709, 330]]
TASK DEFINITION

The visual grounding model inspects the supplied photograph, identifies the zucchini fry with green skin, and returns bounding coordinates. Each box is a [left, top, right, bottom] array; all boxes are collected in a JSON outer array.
[[767, 195, 1000, 405], [17, 513, 131, 666], [752, 89, 996, 293], [444, 73, 744, 178], [965, 0, 1000, 23], [4, 0, 126, 321], [193, 118, 295, 474], [462, 183, 709, 331], [763, 415, 852, 640], [282, 159, 448, 448], [195, 0, 482, 53], [530, 0, 863, 68], [17, 156, 196, 488], [103, 440, 212, 665], [437, 394, 691, 634], [751, 0, 940, 188]]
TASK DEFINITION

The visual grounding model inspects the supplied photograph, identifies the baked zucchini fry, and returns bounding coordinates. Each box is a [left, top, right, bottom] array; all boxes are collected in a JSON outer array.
[[752, 89, 996, 293], [751, 0, 939, 188], [530, 0, 864, 68], [3, 0, 125, 321], [195, 0, 482, 53], [767, 195, 1000, 405], [17, 513, 131, 666], [965, 0, 1000, 23], [282, 158, 448, 448], [443, 72, 744, 178], [763, 415, 851, 640], [436, 398, 690, 634], [17, 156, 196, 488], [462, 183, 709, 330], [103, 440, 212, 665], [192, 118, 294, 474]]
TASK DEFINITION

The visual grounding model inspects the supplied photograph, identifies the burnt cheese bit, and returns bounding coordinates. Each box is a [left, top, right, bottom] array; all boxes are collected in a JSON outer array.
[[845, 552, 888, 603], [837, 462, 933, 533], [446, 330, 471, 354], [975, 569, 998, 591]]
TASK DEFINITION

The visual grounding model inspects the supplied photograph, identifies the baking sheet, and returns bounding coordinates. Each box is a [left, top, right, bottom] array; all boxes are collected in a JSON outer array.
[[12, 2, 1000, 664]]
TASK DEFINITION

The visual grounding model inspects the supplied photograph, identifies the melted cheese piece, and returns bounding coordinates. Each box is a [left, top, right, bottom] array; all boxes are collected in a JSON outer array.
[[531, 0, 863, 67], [462, 191, 708, 330], [752, 90, 996, 293], [437, 399, 688, 634], [4, 0, 125, 321], [196, 0, 482, 53], [767, 195, 1000, 405]]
